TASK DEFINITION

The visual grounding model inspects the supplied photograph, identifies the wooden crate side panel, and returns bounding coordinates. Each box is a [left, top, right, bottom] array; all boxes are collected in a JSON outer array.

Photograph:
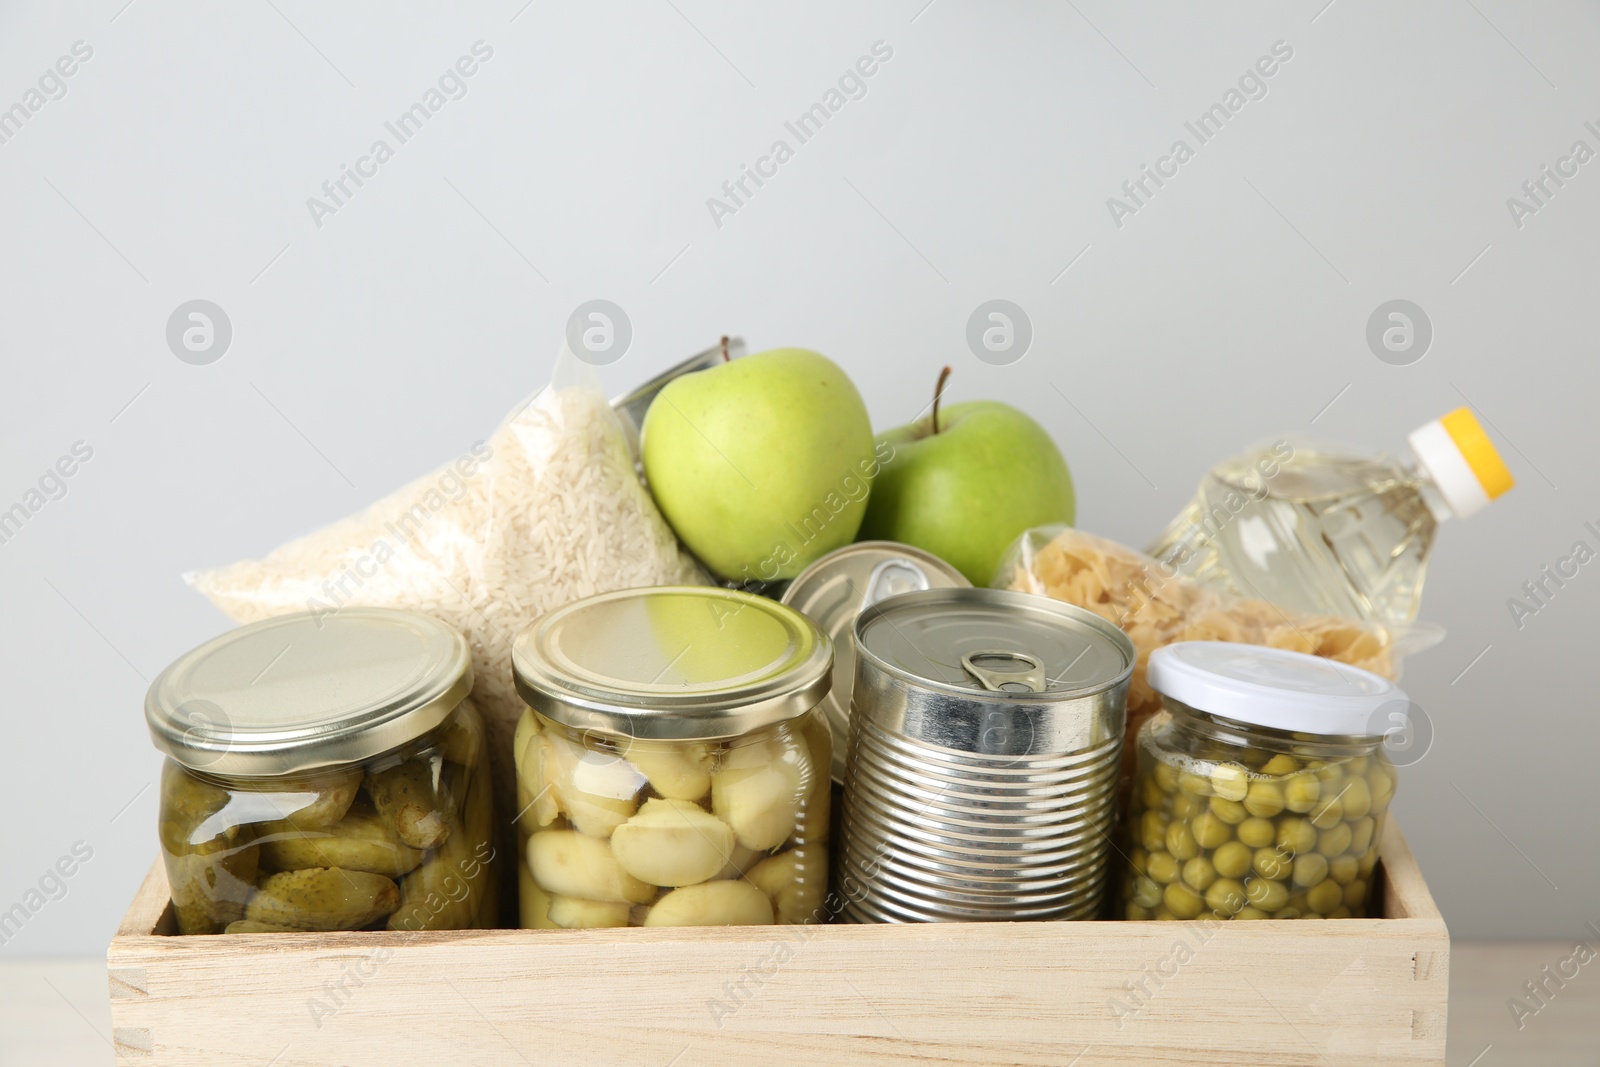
[[107, 823, 1448, 1067]]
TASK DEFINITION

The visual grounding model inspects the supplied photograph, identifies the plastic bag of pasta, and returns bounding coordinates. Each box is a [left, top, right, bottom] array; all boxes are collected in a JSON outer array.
[[185, 346, 707, 839], [995, 526, 1408, 784]]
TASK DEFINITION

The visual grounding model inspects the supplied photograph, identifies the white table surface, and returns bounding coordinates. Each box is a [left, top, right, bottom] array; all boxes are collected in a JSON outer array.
[[2, 944, 1595, 1066]]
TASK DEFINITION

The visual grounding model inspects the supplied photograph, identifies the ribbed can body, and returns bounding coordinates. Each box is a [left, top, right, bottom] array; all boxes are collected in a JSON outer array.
[[836, 588, 1131, 923]]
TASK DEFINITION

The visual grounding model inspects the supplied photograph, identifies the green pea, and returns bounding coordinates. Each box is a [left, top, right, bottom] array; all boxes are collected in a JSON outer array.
[[1182, 856, 1217, 892], [1271, 907, 1302, 919], [1208, 797, 1249, 825], [1341, 778, 1373, 820], [1306, 879, 1343, 915], [1126, 903, 1151, 921], [1252, 847, 1291, 881], [1212, 841, 1252, 880], [1192, 812, 1232, 849], [1284, 775, 1321, 813], [1129, 847, 1148, 873], [1146, 851, 1179, 885], [1349, 817, 1376, 857], [1292, 853, 1329, 887], [1345, 756, 1370, 775], [1260, 753, 1300, 776], [1311, 761, 1345, 786], [1235, 906, 1269, 920], [1309, 796, 1344, 829], [1205, 878, 1246, 916], [1140, 811, 1169, 852], [1317, 823, 1352, 858], [1178, 771, 1214, 796], [1276, 818, 1317, 857], [1369, 767, 1395, 809], [1154, 760, 1181, 791], [1166, 822, 1199, 862], [1327, 855, 1359, 885], [1245, 878, 1289, 911], [1328, 905, 1353, 919], [1132, 876, 1162, 909], [1237, 817, 1276, 848], [1153, 907, 1176, 921], [1210, 763, 1249, 802], [1343, 880, 1368, 910], [1359, 851, 1379, 878], [1164, 882, 1204, 920], [1171, 791, 1205, 820], [1243, 780, 1286, 818], [1140, 776, 1166, 811]]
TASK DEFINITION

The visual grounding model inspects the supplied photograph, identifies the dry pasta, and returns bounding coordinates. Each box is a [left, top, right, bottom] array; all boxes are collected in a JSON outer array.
[[997, 526, 1397, 782]]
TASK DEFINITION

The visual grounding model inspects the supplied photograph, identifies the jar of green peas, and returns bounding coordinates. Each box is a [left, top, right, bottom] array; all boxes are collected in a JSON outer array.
[[1120, 642, 1404, 921]]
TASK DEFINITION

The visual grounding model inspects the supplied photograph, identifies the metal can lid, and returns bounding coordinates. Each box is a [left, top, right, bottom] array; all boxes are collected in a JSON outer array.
[[512, 586, 831, 740], [146, 608, 473, 777], [781, 541, 970, 782], [856, 587, 1134, 699]]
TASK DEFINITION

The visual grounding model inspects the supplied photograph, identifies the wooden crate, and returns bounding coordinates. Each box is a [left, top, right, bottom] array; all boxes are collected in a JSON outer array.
[[106, 819, 1448, 1066]]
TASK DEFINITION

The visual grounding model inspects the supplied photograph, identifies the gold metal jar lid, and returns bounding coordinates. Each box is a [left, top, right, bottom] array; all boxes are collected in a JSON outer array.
[[512, 586, 831, 741], [146, 608, 473, 776]]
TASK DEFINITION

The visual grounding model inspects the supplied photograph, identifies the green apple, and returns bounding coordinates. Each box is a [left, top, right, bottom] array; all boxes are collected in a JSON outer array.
[[642, 348, 876, 583], [859, 381, 1074, 585]]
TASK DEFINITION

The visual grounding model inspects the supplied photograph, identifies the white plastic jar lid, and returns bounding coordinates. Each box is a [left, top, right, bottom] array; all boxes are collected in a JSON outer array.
[[1146, 641, 1406, 738]]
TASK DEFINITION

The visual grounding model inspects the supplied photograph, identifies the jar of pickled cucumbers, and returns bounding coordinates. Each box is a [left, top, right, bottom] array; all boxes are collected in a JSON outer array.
[[511, 587, 832, 929], [1120, 642, 1404, 922], [145, 608, 497, 934]]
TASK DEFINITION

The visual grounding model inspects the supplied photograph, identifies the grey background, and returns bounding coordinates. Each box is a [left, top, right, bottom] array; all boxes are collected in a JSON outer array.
[[1, 0, 1595, 956]]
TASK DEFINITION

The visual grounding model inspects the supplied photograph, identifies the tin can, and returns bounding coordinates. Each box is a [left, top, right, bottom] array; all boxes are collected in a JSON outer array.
[[838, 587, 1134, 923], [780, 541, 970, 784]]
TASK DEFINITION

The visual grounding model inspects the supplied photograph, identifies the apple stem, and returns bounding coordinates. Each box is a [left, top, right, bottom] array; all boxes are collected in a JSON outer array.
[[720, 335, 730, 362], [931, 365, 953, 435]]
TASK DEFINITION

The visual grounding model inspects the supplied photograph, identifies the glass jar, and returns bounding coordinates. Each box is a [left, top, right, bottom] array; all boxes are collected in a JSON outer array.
[[511, 587, 833, 928], [146, 608, 496, 934], [1120, 642, 1403, 921]]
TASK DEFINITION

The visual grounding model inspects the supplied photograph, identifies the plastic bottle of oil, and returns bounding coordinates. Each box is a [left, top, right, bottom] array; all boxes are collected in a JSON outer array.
[[1147, 408, 1513, 627]]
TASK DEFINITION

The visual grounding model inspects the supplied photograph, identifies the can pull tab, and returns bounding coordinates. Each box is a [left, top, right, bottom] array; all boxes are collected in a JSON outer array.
[[961, 650, 1047, 694], [862, 558, 932, 608]]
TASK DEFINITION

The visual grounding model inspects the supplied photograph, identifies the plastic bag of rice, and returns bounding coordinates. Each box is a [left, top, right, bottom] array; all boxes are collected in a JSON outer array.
[[185, 347, 706, 833]]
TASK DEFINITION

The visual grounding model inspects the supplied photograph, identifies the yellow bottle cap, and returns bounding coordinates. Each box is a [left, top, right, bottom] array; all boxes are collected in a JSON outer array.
[[1407, 408, 1514, 518]]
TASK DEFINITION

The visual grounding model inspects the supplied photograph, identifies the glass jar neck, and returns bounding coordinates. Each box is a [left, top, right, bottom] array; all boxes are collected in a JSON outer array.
[[1160, 697, 1382, 761]]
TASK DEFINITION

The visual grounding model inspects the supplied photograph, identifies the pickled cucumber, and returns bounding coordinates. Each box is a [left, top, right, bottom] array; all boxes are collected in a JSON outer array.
[[526, 830, 654, 905], [610, 798, 735, 887], [367, 757, 454, 850], [244, 867, 401, 931], [258, 800, 425, 878], [711, 733, 803, 851], [623, 738, 716, 802], [643, 880, 774, 927], [435, 698, 485, 769], [256, 768, 364, 830], [160, 764, 260, 934], [388, 760, 495, 931]]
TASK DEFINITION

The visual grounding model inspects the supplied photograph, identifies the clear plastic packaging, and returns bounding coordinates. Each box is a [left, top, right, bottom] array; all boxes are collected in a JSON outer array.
[[994, 526, 1403, 781], [183, 349, 706, 829]]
